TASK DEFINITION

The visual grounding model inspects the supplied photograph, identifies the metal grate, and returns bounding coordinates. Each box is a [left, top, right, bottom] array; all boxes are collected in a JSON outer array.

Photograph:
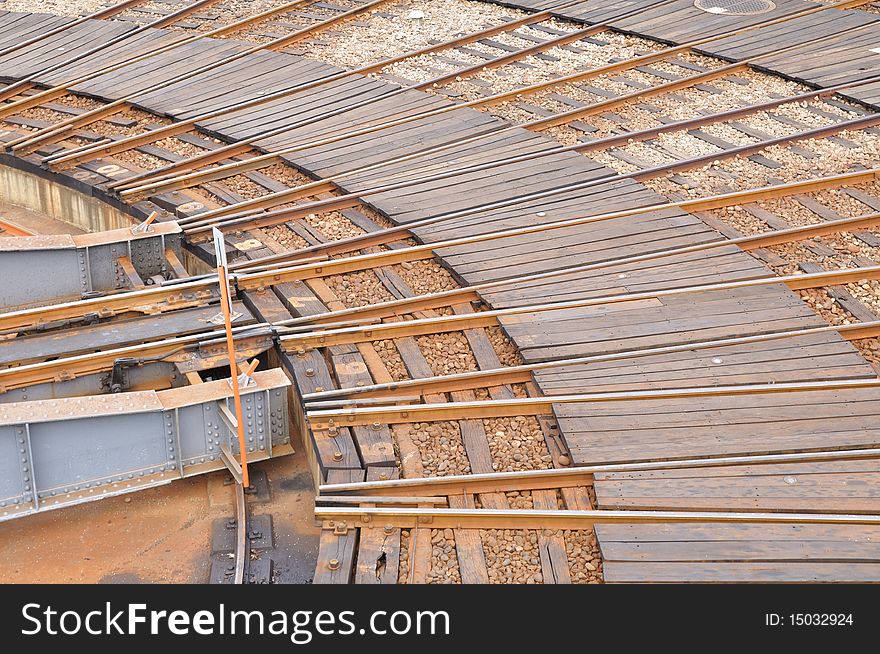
[[694, 0, 776, 15]]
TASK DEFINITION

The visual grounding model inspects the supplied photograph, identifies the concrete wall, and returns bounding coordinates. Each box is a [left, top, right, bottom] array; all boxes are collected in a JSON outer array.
[[0, 166, 132, 233]]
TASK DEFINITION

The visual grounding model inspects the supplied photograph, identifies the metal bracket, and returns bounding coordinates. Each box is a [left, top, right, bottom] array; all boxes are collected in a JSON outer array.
[[236, 370, 256, 389], [218, 442, 243, 485], [218, 401, 239, 433], [105, 357, 139, 393], [234, 359, 260, 390], [130, 211, 159, 235], [209, 311, 243, 326], [130, 222, 154, 235]]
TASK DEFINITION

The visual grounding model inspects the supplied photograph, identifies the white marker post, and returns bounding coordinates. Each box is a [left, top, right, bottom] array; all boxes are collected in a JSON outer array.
[[213, 227, 249, 487]]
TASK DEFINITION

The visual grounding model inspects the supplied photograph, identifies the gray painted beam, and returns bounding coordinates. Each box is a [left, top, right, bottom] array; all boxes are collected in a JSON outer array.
[[0, 368, 291, 521], [0, 223, 182, 309]]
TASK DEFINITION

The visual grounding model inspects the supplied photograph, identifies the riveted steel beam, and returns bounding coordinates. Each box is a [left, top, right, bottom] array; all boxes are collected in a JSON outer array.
[[0, 368, 291, 521], [0, 222, 182, 310]]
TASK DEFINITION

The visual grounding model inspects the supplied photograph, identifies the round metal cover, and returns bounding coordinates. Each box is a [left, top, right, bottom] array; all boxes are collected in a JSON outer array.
[[694, 0, 776, 15]]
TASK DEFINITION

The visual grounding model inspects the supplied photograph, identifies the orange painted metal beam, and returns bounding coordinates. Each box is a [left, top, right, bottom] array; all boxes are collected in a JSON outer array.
[[0, 218, 33, 237]]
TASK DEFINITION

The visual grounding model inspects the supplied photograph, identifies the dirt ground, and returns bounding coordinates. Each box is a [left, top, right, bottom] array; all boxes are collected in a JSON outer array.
[[0, 451, 320, 584], [0, 198, 320, 585], [0, 199, 86, 235]]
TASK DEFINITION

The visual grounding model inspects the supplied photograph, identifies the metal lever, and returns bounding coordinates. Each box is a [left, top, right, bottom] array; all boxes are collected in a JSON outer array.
[[130, 210, 159, 234]]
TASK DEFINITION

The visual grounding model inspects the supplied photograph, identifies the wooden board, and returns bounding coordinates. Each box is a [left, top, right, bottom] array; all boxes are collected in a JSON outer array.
[[557, 386, 880, 466], [594, 459, 880, 512], [597, 523, 880, 583]]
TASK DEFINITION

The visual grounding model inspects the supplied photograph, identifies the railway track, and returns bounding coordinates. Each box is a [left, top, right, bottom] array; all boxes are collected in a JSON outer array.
[[315, 444, 880, 583], [0, 0, 880, 582]]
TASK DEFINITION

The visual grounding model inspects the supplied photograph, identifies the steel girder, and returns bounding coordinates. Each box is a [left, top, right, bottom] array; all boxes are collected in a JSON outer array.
[[0, 368, 291, 521], [0, 222, 182, 309]]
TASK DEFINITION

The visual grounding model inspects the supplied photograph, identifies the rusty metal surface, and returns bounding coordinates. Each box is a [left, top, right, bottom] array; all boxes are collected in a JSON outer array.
[[0, 234, 73, 251], [0, 301, 255, 366]]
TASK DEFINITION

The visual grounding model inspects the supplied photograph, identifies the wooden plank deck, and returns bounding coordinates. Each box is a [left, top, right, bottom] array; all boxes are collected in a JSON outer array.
[[0, 17, 134, 80], [594, 459, 880, 512], [555, 386, 880, 465], [0, 302, 254, 367], [596, 523, 880, 582], [498, 282, 825, 362], [1, 2, 880, 583], [535, 331, 877, 394]]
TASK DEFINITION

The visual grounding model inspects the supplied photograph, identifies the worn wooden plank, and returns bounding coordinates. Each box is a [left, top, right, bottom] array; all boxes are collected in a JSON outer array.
[[354, 526, 401, 585], [313, 529, 357, 584], [532, 489, 571, 584], [448, 494, 490, 584], [595, 460, 880, 512], [332, 351, 396, 466]]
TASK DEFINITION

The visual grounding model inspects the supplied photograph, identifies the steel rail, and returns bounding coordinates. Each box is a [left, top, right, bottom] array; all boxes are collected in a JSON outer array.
[[300, 316, 880, 403], [278, 211, 880, 329], [315, 496, 449, 506], [2, 167, 874, 335], [0, 276, 218, 334], [0, 0, 391, 127], [182, 100, 880, 238], [41, 0, 829, 170], [0, 0, 145, 60], [0, 324, 275, 393], [306, 377, 880, 430], [132, 74, 875, 214], [320, 448, 880, 497], [230, 168, 880, 295], [92, 0, 871, 198], [281, 264, 880, 351], [0, 0, 228, 106], [315, 506, 880, 530], [408, 23, 609, 90], [28, 0, 590, 163]]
